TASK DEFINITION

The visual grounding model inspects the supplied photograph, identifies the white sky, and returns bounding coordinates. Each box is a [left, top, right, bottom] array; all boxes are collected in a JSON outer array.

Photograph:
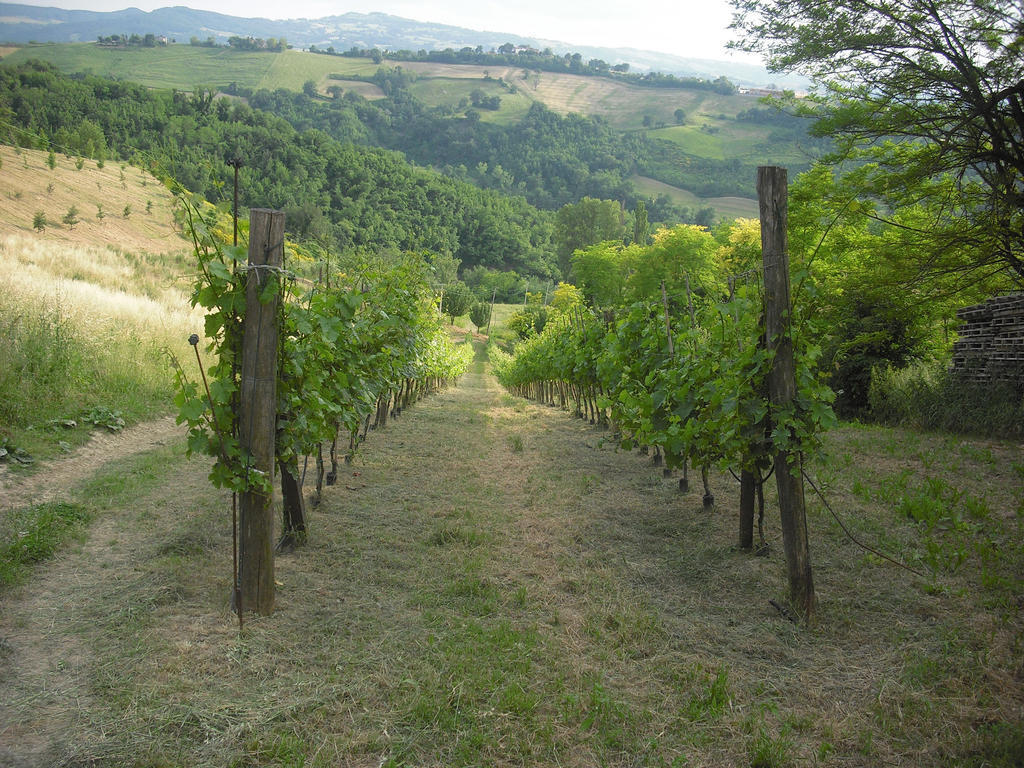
[[14, 0, 759, 63]]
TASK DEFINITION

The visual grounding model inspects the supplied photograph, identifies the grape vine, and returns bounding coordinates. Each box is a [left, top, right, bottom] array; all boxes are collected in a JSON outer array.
[[172, 198, 473, 539], [492, 263, 836, 535]]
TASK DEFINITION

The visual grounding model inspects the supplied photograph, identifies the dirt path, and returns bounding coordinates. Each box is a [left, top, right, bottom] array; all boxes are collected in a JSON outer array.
[[0, 415, 184, 511], [0, 414, 189, 767]]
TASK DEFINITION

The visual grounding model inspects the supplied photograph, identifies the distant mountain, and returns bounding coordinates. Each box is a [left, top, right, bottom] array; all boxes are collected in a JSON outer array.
[[0, 3, 808, 89]]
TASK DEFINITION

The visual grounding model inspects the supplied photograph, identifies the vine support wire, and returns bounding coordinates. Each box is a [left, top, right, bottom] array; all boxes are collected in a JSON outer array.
[[189, 333, 243, 634]]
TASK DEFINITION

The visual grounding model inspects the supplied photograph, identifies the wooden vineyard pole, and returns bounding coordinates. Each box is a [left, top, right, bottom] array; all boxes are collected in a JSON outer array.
[[758, 166, 817, 622], [238, 208, 284, 616]]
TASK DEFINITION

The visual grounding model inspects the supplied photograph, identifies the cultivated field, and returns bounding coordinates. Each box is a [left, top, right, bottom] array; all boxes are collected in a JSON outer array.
[[630, 175, 759, 220], [0, 348, 1021, 767]]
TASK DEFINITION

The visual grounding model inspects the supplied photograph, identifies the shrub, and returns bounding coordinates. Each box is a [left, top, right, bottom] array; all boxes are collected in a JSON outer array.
[[62, 205, 79, 229], [868, 361, 1024, 439], [469, 301, 492, 333], [507, 305, 548, 339]]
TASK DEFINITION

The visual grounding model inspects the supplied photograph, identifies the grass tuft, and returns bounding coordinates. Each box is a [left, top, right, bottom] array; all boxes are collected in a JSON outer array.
[[0, 501, 91, 587]]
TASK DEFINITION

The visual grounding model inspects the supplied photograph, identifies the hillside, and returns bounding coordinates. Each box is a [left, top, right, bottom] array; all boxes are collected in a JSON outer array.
[[0, 144, 187, 254], [1, 44, 821, 220], [0, 143, 201, 463], [0, 44, 796, 133]]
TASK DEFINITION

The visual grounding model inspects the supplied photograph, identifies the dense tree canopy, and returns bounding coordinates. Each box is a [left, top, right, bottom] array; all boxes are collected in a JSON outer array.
[[554, 197, 625, 278], [731, 0, 1024, 285]]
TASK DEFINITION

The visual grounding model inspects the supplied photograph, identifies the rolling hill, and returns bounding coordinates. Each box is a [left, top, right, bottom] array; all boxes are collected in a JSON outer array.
[[0, 42, 824, 220]]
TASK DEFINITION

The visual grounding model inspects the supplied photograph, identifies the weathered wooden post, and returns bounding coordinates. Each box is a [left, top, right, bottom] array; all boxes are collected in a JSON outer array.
[[758, 166, 816, 622], [238, 208, 284, 616]]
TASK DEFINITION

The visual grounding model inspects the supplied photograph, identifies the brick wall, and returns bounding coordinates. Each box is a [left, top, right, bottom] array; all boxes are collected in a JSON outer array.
[[951, 292, 1024, 383]]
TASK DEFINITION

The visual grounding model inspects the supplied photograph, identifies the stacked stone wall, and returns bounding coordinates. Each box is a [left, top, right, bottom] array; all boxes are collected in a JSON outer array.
[[951, 292, 1024, 384]]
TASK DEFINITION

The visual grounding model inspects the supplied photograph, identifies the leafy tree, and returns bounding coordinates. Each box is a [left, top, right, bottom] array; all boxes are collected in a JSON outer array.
[[469, 301, 491, 333], [428, 252, 461, 286], [626, 224, 720, 301], [632, 200, 649, 245], [674, 108, 686, 124], [731, 0, 1024, 285], [571, 241, 636, 308], [549, 282, 585, 315], [32, 210, 46, 231], [554, 197, 624, 278], [441, 280, 475, 323]]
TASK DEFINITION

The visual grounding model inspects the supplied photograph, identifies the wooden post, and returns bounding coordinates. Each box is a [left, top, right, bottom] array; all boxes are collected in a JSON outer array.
[[739, 470, 756, 550], [238, 208, 284, 616], [660, 282, 674, 360], [486, 287, 496, 337], [758, 166, 816, 622]]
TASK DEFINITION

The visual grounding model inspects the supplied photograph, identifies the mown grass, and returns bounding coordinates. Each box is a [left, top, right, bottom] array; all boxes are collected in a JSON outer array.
[[412, 77, 536, 126], [1, 350, 1020, 767], [261, 50, 379, 91], [648, 125, 727, 160]]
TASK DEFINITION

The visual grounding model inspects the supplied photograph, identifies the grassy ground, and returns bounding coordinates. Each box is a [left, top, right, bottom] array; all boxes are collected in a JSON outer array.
[[1, 343, 1020, 767], [1, 42, 279, 91]]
